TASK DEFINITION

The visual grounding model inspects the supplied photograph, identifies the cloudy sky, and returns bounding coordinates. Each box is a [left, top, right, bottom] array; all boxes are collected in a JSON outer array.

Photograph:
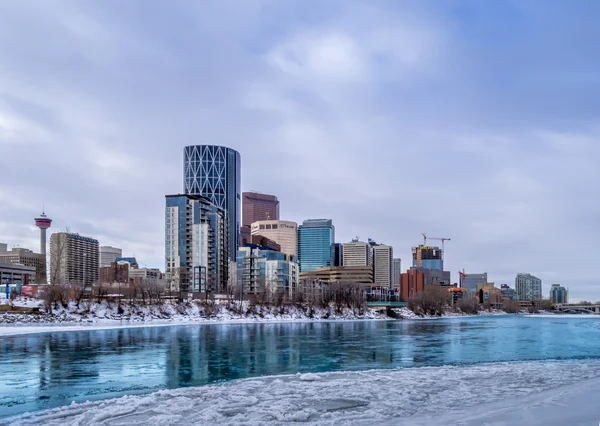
[[1, 0, 599, 301]]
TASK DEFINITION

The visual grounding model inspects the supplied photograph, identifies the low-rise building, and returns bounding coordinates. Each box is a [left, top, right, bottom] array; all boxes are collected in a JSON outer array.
[[299, 266, 374, 285], [0, 247, 47, 284], [0, 259, 35, 287]]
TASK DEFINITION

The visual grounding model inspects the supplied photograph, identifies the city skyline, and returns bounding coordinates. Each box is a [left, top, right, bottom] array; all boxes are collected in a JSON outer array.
[[1, 1, 599, 300]]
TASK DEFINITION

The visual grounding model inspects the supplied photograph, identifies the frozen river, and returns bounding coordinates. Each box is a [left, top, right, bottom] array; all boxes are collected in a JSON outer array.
[[2, 315, 600, 424]]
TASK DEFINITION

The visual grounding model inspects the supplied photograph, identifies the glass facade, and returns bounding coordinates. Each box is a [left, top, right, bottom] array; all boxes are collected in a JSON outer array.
[[183, 145, 240, 261], [298, 219, 335, 273], [237, 247, 298, 296]]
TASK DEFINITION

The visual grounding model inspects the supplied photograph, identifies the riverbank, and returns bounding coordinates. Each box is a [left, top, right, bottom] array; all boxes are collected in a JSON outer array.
[[7, 359, 600, 425]]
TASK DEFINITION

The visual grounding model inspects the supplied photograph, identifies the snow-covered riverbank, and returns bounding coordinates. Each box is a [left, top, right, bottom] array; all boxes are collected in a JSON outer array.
[[8, 359, 600, 425]]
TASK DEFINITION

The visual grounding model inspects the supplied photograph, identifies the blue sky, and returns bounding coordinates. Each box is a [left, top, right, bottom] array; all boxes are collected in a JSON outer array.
[[1, 0, 599, 300]]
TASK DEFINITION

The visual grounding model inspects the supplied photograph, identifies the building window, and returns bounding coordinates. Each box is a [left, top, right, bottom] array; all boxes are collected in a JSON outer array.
[[272, 224, 278, 229]]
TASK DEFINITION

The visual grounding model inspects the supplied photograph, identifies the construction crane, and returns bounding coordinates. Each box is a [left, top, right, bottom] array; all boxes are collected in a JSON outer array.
[[426, 236, 451, 258]]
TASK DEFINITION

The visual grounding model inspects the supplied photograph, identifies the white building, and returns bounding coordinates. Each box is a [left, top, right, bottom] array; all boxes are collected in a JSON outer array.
[[392, 258, 402, 287], [515, 273, 542, 301], [342, 241, 371, 266], [100, 246, 122, 267], [250, 220, 298, 256], [372, 245, 393, 287]]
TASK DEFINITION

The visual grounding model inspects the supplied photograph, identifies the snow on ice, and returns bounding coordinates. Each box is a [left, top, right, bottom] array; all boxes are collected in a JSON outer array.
[[8, 359, 600, 425]]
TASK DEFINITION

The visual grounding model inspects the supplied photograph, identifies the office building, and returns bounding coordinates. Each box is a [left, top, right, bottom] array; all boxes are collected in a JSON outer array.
[[342, 240, 371, 266], [117, 257, 139, 269], [298, 219, 335, 273], [550, 284, 568, 304], [240, 225, 252, 246], [299, 266, 374, 285], [165, 194, 229, 298], [100, 246, 123, 268], [0, 259, 35, 287], [0, 247, 47, 284], [237, 246, 298, 298], [400, 269, 425, 301], [373, 245, 393, 288], [334, 243, 343, 267], [459, 272, 488, 292], [515, 273, 543, 301], [250, 220, 297, 256], [99, 261, 129, 284], [0, 243, 7, 252], [246, 235, 281, 252], [50, 233, 99, 287], [392, 258, 402, 287], [242, 192, 279, 227], [183, 145, 241, 261]]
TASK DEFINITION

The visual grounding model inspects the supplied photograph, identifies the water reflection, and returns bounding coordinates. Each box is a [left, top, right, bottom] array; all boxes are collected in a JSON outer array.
[[1, 316, 600, 418]]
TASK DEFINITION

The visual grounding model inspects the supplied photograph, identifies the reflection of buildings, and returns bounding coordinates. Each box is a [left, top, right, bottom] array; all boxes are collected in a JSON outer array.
[[550, 284, 568, 304]]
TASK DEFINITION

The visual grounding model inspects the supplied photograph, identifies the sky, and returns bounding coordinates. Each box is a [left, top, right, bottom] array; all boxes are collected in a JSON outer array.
[[1, 0, 599, 301]]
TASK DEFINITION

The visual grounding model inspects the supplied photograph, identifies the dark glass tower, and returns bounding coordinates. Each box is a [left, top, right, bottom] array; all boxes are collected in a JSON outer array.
[[184, 145, 241, 261]]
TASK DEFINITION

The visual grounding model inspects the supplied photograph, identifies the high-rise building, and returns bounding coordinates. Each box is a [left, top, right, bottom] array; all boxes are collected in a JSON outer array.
[[342, 241, 371, 266], [242, 192, 279, 227], [550, 284, 568, 304], [250, 220, 298, 256], [237, 247, 298, 299], [515, 273, 542, 301], [183, 145, 241, 261], [459, 272, 488, 292], [298, 219, 335, 273], [373, 245, 393, 288], [100, 246, 123, 268], [165, 194, 229, 299], [50, 233, 99, 287], [392, 258, 402, 287], [0, 248, 47, 284]]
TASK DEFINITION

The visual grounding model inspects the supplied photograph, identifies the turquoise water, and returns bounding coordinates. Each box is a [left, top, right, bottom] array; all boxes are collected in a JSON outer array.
[[1, 315, 599, 418]]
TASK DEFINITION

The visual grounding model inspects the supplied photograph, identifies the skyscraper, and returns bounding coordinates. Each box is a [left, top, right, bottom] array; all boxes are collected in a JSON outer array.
[[392, 258, 402, 287], [100, 246, 122, 268], [242, 192, 279, 227], [459, 272, 488, 292], [250, 220, 298, 256], [183, 145, 240, 261], [373, 245, 393, 288], [298, 219, 335, 273], [165, 194, 229, 298], [50, 233, 99, 287], [515, 273, 542, 301], [342, 241, 371, 266]]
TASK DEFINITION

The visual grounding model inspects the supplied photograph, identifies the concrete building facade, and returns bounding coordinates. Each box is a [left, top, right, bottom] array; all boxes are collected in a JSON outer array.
[[515, 273, 543, 301], [242, 192, 279, 227], [166, 194, 229, 299], [0, 259, 35, 287], [299, 266, 373, 285], [342, 241, 371, 267], [250, 220, 297, 256], [298, 219, 335, 273], [0, 248, 47, 284], [100, 246, 123, 268], [373, 245, 393, 288], [183, 145, 241, 261], [50, 233, 99, 287], [392, 258, 402, 287]]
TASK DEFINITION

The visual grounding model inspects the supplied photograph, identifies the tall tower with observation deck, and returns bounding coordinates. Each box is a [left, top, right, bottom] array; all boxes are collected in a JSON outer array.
[[34, 211, 52, 255]]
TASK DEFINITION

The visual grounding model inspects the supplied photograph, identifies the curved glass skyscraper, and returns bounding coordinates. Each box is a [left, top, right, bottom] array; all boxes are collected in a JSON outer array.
[[184, 145, 241, 261]]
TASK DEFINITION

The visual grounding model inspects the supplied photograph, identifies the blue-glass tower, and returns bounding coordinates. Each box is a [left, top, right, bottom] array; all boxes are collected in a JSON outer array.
[[298, 219, 335, 273], [184, 145, 241, 261]]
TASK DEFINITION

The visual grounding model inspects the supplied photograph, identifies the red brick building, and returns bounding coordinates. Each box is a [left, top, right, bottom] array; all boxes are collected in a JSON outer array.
[[400, 269, 425, 301]]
